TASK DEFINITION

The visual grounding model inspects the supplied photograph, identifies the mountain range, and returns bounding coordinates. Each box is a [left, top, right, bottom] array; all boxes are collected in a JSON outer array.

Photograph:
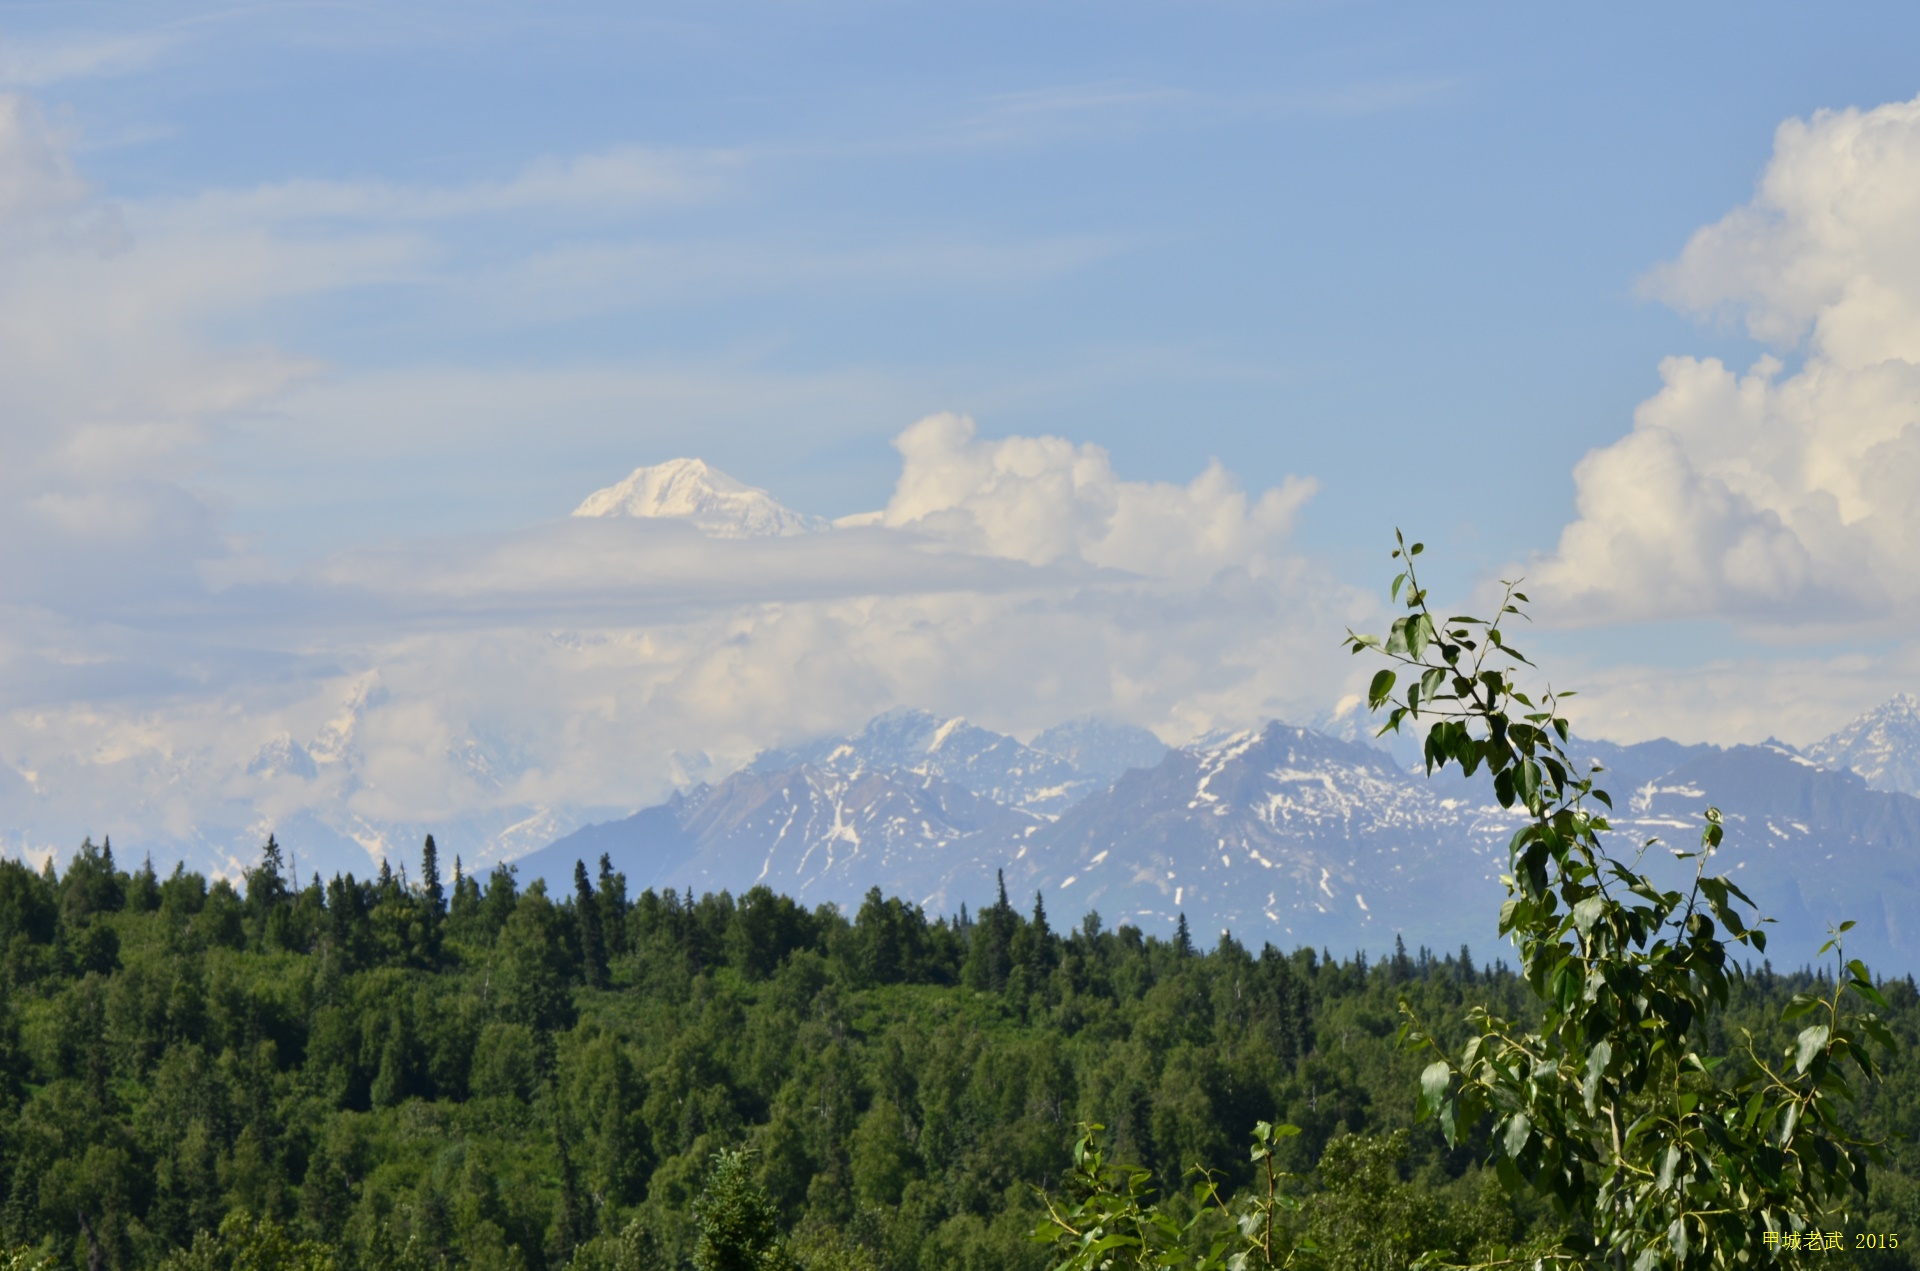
[[7, 457, 1919, 973], [519, 701, 1920, 974]]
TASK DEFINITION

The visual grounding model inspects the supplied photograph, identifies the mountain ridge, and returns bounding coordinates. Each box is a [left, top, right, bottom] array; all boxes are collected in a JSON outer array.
[[516, 701, 1920, 972]]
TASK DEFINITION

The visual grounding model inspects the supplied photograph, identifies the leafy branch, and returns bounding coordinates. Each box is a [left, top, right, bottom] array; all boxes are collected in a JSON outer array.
[[1034, 1122, 1311, 1270], [1348, 532, 1892, 1270]]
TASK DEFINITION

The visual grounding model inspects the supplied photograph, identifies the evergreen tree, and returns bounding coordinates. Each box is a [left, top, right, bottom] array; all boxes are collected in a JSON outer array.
[[574, 860, 609, 989], [962, 876, 1020, 992], [418, 835, 445, 964], [597, 853, 630, 957], [551, 1131, 587, 1265], [60, 836, 123, 924], [420, 836, 444, 918], [692, 1150, 793, 1271], [255, 835, 286, 901], [473, 863, 517, 945]]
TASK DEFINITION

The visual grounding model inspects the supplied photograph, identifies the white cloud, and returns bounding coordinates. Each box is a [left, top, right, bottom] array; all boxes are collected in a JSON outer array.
[[0, 92, 387, 617], [1532, 93, 1920, 626], [875, 413, 1317, 577]]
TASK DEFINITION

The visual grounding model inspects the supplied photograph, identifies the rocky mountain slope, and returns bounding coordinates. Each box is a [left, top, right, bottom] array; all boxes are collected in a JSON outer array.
[[1806, 692, 1920, 796]]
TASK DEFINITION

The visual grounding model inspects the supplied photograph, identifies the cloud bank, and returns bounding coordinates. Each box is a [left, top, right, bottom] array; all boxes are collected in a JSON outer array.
[[0, 419, 1353, 873], [0, 84, 1367, 874]]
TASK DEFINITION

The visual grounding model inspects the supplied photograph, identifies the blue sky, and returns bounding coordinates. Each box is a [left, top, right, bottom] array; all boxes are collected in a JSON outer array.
[[5, 1, 1920, 866], [16, 1, 1886, 553]]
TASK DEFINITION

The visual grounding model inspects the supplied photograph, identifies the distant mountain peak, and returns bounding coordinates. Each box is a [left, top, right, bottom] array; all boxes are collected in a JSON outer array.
[[1806, 692, 1920, 796], [247, 734, 317, 781], [740, 707, 1168, 816], [571, 458, 827, 538]]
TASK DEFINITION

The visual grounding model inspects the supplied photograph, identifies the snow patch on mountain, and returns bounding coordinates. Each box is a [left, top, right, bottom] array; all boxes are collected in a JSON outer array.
[[1807, 693, 1920, 796], [746, 708, 1166, 814]]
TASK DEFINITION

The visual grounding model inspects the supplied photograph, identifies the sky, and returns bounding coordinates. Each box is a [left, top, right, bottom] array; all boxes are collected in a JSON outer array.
[[6, 0, 1920, 867]]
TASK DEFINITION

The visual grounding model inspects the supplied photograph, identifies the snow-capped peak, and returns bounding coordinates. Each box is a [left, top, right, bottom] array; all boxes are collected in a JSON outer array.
[[571, 458, 827, 539], [1805, 692, 1920, 796]]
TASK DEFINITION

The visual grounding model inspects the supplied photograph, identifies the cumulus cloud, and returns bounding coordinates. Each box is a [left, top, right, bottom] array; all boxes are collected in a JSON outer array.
[[872, 413, 1317, 577], [1532, 93, 1920, 625]]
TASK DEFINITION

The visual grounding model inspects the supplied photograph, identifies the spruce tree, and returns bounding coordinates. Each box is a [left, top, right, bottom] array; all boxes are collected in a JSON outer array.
[[420, 835, 444, 917], [574, 859, 608, 989], [418, 835, 445, 963], [597, 853, 629, 956]]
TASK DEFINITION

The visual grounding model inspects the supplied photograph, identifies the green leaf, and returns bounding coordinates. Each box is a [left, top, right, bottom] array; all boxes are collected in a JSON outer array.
[[1367, 669, 1397, 709], [1571, 895, 1606, 939], [1502, 1112, 1530, 1158], [1851, 976, 1889, 1010], [1419, 1061, 1450, 1120], [1583, 1040, 1611, 1112], [1657, 1143, 1681, 1191], [1513, 760, 1540, 808], [1781, 992, 1821, 1022], [1407, 613, 1432, 660], [1845, 960, 1888, 1008], [1795, 1024, 1830, 1075]]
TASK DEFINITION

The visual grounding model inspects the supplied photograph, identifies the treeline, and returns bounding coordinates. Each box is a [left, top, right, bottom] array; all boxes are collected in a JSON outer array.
[[1, 837, 1916, 1270]]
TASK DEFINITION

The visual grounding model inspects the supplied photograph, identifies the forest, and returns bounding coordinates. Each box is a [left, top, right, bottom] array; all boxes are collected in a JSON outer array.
[[0, 835, 1915, 1270]]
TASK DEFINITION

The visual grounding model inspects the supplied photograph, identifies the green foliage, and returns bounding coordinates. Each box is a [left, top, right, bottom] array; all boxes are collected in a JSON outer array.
[[1, 746, 1916, 1271], [1348, 532, 1896, 1269], [1034, 1120, 1311, 1270], [156, 1213, 335, 1271], [569, 1221, 664, 1271], [691, 1152, 793, 1271], [1295, 1132, 1511, 1271]]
